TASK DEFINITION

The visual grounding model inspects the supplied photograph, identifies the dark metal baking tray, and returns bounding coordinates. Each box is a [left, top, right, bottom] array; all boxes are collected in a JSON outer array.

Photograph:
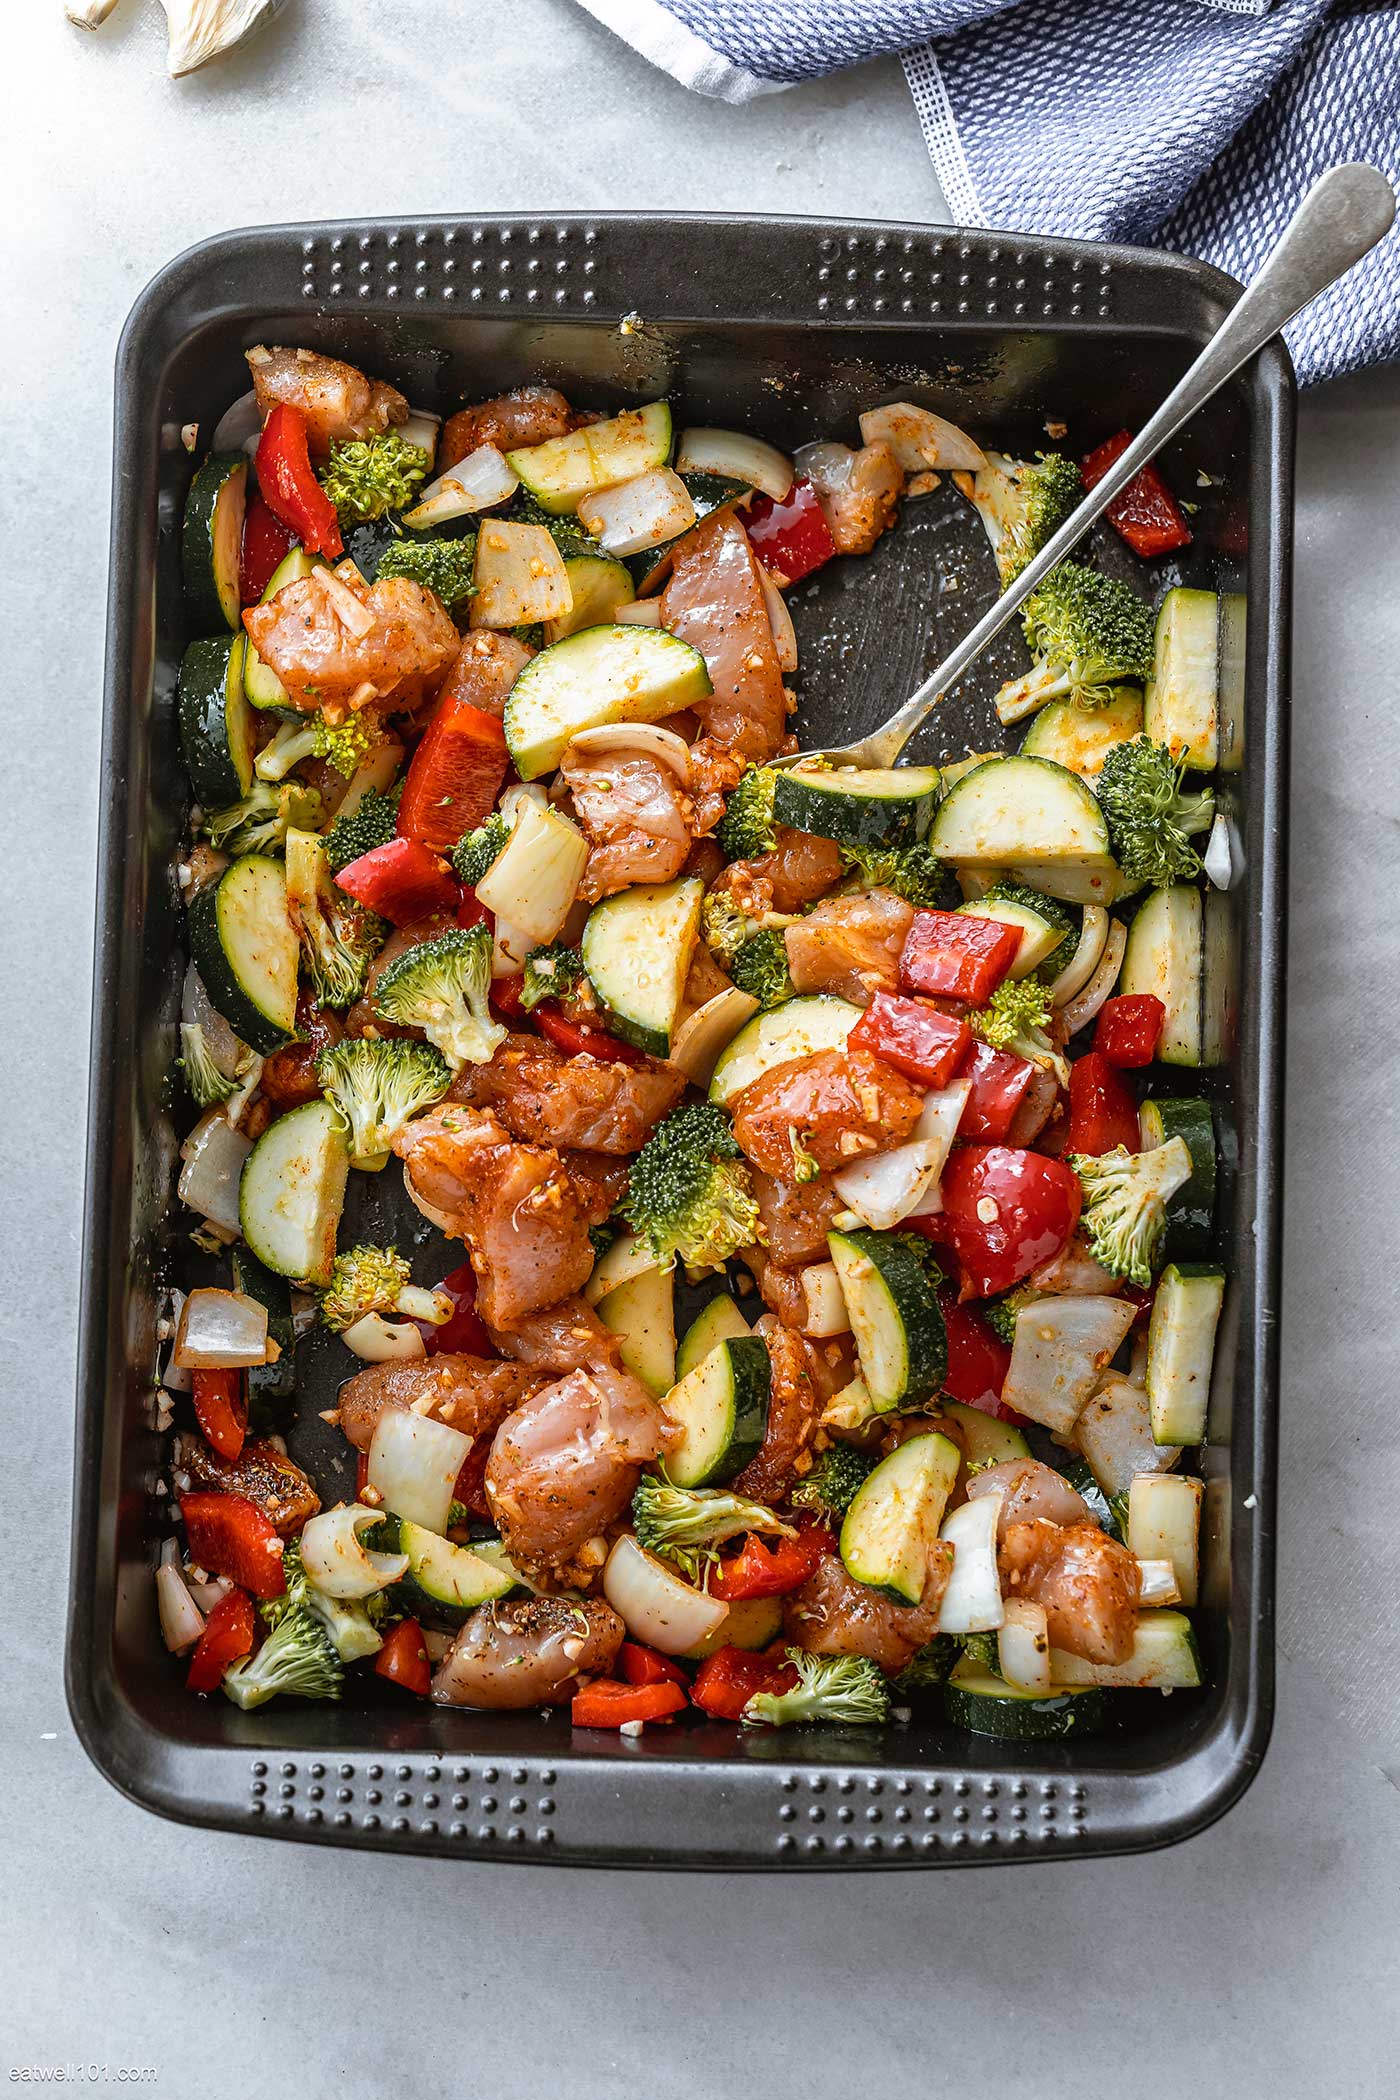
[[68, 212, 1290, 1867]]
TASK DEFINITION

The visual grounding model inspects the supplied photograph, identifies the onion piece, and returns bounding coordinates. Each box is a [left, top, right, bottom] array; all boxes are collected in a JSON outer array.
[[405, 443, 517, 526], [758, 565, 798, 674], [422, 1626, 454, 1664], [211, 387, 263, 454], [475, 799, 588, 944], [603, 1534, 728, 1655], [670, 987, 760, 1086], [567, 721, 692, 784], [399, 409, 441, 466], [1002, 1295, 1138, 1435], [1135, 1558, 1183, 1607], [675, 427, 793, 502], [584, 1231, 662, 1306], [1059, 919, 1127, 1036], [938, 1493, 1004, 1634], [187, 1575, 233, 1614], [997, 1599, 1052, 1692], [340, 1314, 427, 1363], [858, 402, 987, 473], [1203, 812, 1234, 889], [491, 916, 534, 979], [367, 1409, 473, 1534], [173, 1287, 270, 1369], [578, 468, 696, 558], [831, 1077, 971, 1231], [614, 597, 665, 627], [800, 1263, 850, 1338], [470, 520, 572, 628], [1046, 906, 1109, 1008], [156, 1561, 206, 1654], [300, 1505, 409, 1601], [177, 1111, 251, 1236], [160, 1289, 192, 1393], [182, 964, 243, 1078]]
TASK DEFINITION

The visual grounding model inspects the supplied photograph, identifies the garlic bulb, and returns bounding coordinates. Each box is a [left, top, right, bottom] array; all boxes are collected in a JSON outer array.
[[67, 2, 125, 27], [160, 0, 289, 77]]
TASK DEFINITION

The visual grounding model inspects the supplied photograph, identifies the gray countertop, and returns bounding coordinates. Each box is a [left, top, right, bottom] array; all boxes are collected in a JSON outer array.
[[4, 2, 1397, 2092]]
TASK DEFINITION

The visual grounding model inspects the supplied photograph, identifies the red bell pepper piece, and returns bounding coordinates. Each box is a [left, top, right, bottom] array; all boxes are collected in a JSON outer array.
[[426, 1261, 491, 1356], [743, 475, 838, 583], [849, 992, 972, 1089], [397, 696, 509, 854], [374, 1617, 433, 1696], [939, 1291, 1013, 1414], [900, 909, 1022, 1004], [239, 490, 296, 605], [956, 1040, 1038, 1143], [190, 1366, 248, 1465], [254, 404, 343, 559], [456, 888, 492, 933], [1081, 430, 1192, 559], [185, 1586, 256, 1694], [180, 1492, 287, 1598], [619, 1641, 690, 1690], [1066, 1051, 1141, 1155], [690, 1644, 799, 1721], [533, 1005, 643, 1064], [1094, 994, 1166, 1069], [710, 1520, 833, 1601], [334, 836, 460, 927], [571, 1679, 688, 1728], [450, 1439, 492, 1520], [490, 970, 527, 1020], [911, 1144, 1080, 1298]]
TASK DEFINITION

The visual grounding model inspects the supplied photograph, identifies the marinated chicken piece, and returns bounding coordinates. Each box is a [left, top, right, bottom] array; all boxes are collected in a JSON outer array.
[[174, 1436, 319, 1539], [439, 385, 579, 472], [394, 1106, 596, 1329], [259, 992, 343, 1111], [687, 737, 748, 836], [335, 1353, 544, 1454], [449, 1033, 685, 1155], [436, 629, 533, 721], [964, 1458, 1095, 1541], [713, 828, 846, 920], [784, 1547, 953, 1672], [243, 569, 459, 716], [730, 1318, 854, 1503], [246, 345, 409, 457], [804, 439, 903, 557], [486, 1365, 675, 1568], [661, 516, 787, 763], [432, 1595, 625, 1710], [729, 1045, 925, 1179], [739, 1248, 808, 1331], [679, 936, 733, 1018], [681, 834, 728, 888], [558, 1150, 630, 1225], [486, 1297, 623, 1377], [560, 748, 695, 900], [785, 888, 915, 1005], [999, 1519, 1141, 1665], [751, 1170, 845, 1267]]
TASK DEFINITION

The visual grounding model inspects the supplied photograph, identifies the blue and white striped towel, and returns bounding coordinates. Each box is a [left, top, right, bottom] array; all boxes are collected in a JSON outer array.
[[572, 0, 1400, 383]]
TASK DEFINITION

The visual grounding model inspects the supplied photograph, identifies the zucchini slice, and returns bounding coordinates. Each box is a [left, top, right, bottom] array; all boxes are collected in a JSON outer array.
[[944, 1657, 1105, 1740], [771, 765, 942, 849], [238, 1098, 350, 1285], [1139, 1096, 1216, 1256], [1146, 1262, 1225, 1446], [503, 623, 711, 779], [1144, 587, 1218, 770], [677, 1592, 783, 1660], [708, 994, 860, 1107], [244, 547, 317, 712], [676, 1293, 751, 1380], [1120, 885, 1202, 1065], [178, 633, 254, 803], [595, 1263, 676, 1398], [1200, 887, 1234, 1069], [375, 1516, 515, 1626], [581, 876, 704, 1056], [229, 1245, 296, 1421], [827, 1227, 947, 1413], [929, 755, 1115, 881], [839, 1432, 960, 1605], [544, 553, 635, 643], [182, 452, 248, 631], [186, 854, 299, 1053], [507, 400, 673, 515], [1048, 1609, 1203, 1689], [1020, 687, 1143, 778], [942, 1401, 1031, 1468], [660, 1336, 770, 1489]]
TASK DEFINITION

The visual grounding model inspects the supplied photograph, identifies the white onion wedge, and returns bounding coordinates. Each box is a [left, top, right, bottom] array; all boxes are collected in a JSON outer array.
[[613, 596, 665, 626], [938, 1494, 1004, 1634], [800, 1263, 850, 1338], [156, 1560, 206, 1654], [470, 520, 572, 627], [758, 565, 798, 673], [579, 468, 696, 558], [1203, 811, 1234, 889], [177, 1112, 251, 1235], [858, 402, 986, 473], [475, 799, 589, 945], [584, 1230, 662, 1306], [399, 409, 441, 465], [1047, 906, 1109, 1008], [405, 443, 516, 526], [1135, 1559, 1183, 1607], [567, 722, 692, 783], [1059, 919, 1127, 1035], [340, 1314, 427, 1363], [670, 987, 761, 1086], [997, 1599, 1052, 1692], [603, 1535, 728, 1654], [173, 1287, 270, 1369], [211, 387, 262, 453], [1002, 1294, 1138, 1435], [676, 427, 793, 501], [300, 1505, 409, 1601], [831, 1078, 971, 1231], [367, 1410, 473, 1535]]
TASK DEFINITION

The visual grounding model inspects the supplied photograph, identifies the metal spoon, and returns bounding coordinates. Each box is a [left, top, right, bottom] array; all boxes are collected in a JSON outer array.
[[776, 162, 1395, 772]]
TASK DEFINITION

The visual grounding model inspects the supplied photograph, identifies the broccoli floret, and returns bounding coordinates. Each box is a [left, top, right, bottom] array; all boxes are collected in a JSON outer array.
[[375, 534, 478, 612], [221, 1605, 343, 1709], [1070, 1135, 1194, 1287], [623, 1101, 761, 1270], [202, 779, 324, 855], [729, 928, 794, 1009], [318, 1037, 452, 1165], [177, 1022, 237, 1109], [372, 922, 506, 1071], [969, 451, 1081, 586], [521, 943, 588, 1012], [700, 886, 756, 966], [787, 1127, 821, 1185], [1095, 736, 1216, 889], [255, 709, 390, 785], [716, 765, 779, 860], [838, 839, 946, 908], [890, 1635, 959, 1697], [285, 828, 384, 1007], [980, 880, 1077, 980], [983, 1283, 1040, 1345], [632, 1476, 794, 1581], [742, 1648, 891, 1729], [512, 494, 596, 560], [968, 977, 1068, 1087], [318, 1241, 452, 1333], [319, 432, 431, 523], [452, 809, 512, 887], [588, 1220, 620, 1261], [996, 565, 1156, 723], [262, 1539, 388, 1661], [325, 782, 402, 874], [790, 1445, 877, 1518]]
